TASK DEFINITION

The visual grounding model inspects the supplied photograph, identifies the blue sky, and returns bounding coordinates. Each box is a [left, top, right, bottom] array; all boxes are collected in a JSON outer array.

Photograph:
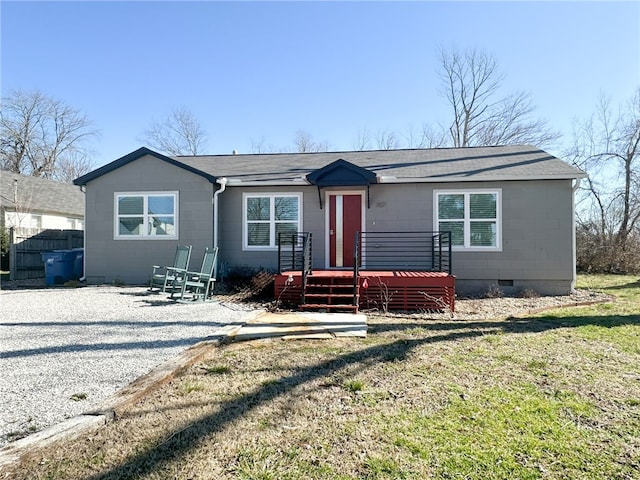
[[2, 1, 639, 168]]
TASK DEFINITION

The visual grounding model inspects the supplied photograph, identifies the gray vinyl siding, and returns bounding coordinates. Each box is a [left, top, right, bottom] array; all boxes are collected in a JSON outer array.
[[366, 183, 432, 232], [83, 154, 214, 285], [217, 185, 325, 275], [217, 180, 575, 295], [364, 180, 575, 295], [455, 180, 574, 295]]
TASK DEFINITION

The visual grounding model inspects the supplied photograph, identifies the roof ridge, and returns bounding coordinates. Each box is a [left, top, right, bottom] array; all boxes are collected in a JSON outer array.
[[175, 144, 536, 159]]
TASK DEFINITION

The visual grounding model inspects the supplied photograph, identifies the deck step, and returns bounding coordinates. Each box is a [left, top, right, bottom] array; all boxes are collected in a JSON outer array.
[[300, 303, 359, 312], [301, 274, 360, 313], [304, 293, 356, 299]]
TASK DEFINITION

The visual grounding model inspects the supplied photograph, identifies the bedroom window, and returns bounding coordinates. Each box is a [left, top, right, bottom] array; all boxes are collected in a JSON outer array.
[[435, 189, 501, 250], [243, 193, 302, 249], [115, 192, 178, 239]]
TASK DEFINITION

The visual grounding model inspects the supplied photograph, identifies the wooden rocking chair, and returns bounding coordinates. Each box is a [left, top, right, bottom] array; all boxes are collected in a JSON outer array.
[[149, 245, 192, 293], [171, 247, 219, 302]]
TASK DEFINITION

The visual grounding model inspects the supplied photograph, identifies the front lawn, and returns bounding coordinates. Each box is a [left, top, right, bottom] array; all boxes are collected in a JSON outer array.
[[6, 275, 640, 479]]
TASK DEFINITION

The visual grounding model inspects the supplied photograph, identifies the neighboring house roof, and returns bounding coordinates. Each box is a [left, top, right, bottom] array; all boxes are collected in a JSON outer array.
[[73, 147, 217, 186], [173, 145, 586, 185], [0, 170, 84, 217]]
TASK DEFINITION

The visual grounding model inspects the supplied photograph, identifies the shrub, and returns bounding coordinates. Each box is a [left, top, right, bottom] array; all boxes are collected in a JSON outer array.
[[0, 228, 9, 256], [485, 284, 504, 298], [576, 226, 640, 274], [517, 288, 539, 299], [218, 267, 275, 302]]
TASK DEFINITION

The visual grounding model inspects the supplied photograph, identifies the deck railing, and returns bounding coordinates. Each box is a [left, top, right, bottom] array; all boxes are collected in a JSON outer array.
[[352, 231, 451, 310], [277, 231, 451, 308], [353, 231, 452, 275]]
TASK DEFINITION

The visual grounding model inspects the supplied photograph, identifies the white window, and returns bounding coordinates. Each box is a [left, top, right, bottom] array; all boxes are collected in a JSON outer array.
[[243, 193, 302, 250], [68, 218, 83, 230], [434, 189, 501, 250], [29, 214, 42, 229], [114, 192, 178, 239]]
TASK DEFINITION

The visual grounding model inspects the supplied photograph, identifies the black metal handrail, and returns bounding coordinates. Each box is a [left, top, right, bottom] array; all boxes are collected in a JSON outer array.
[[277, 232, 313, 304], [353, 232, 361, 307], [277, 232, 312, 272], [352, 231, 452, 275]]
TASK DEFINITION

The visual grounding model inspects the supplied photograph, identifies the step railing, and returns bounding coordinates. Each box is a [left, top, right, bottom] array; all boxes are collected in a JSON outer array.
[[277, 232, 313, 304]]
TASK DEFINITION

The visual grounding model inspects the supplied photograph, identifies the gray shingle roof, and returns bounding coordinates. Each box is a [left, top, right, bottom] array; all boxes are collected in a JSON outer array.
[[0, 170, 84, 217], [173, 145, 586, 184], [73, 147, 217, 186]]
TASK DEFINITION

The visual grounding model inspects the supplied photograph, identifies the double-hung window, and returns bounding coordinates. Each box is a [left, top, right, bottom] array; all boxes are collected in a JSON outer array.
[[243, 193, 302, 249], [435, 189, 501, 250], [115, 192, 178, 239]]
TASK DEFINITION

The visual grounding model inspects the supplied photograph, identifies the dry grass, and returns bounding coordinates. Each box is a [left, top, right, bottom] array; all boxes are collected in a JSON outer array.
[[3, 275, 640, 479]]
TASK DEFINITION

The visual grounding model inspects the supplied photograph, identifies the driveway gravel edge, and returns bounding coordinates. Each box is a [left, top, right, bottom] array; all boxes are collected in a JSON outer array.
[[0, 313, 261, 471]]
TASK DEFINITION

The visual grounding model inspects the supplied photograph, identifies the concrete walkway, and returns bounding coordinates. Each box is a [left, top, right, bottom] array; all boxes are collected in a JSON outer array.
[[231, 311, 368, 341]]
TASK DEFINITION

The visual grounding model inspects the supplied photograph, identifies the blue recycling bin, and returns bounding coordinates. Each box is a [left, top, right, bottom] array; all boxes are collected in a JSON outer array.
[[71, 247, 84, 279], [42, 250, 76, 286]]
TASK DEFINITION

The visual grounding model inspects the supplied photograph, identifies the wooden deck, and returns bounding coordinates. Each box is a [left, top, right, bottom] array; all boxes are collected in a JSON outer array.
[[275, 270, 455, 313]]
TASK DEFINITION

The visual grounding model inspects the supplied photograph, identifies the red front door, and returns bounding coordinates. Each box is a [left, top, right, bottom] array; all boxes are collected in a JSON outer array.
[[329, 193, 362, 268]]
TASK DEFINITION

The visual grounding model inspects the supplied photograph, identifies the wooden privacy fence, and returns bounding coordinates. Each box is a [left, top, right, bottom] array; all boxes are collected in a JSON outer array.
[[8, 228, 84, 280]]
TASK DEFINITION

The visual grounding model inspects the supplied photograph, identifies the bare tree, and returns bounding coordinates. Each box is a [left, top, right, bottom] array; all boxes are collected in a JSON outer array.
[[569, 89, 640, 263], [0, 90, 97, 180], [352, 128, 372, 151], [249, 131, 329, 154], [250, 136, 278, 154], [2, 176, 35, 228], [55, 151, 95, 183], [438, 48, 559, 148], [353, 125, 447, 151], [141, 107, 207, 156], [293, 130, 329, 153], [404, 123, 448, 149], [375, 129, 400, 150]]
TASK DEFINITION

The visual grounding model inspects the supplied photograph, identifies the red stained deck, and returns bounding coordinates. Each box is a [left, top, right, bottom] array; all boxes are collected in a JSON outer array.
[[275, 270, 455, 313]]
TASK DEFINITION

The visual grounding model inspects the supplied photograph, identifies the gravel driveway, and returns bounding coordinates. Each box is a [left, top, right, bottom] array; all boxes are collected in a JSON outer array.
[[0, 286, 256, 448]]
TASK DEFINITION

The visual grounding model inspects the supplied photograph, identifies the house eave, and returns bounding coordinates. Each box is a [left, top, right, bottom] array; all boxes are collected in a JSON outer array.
[[224, 179, 311, 187], [73, 147, 218, 186], [379, 173, 588, 183], [223, 173, 588, 187], [2, 207, 84, 218]]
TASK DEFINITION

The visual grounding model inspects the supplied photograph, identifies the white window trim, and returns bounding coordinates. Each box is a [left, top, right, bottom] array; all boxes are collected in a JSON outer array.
[[114, 191, 179, 240], [243, 192, 303, 250], [433, 188, 502, 252]]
